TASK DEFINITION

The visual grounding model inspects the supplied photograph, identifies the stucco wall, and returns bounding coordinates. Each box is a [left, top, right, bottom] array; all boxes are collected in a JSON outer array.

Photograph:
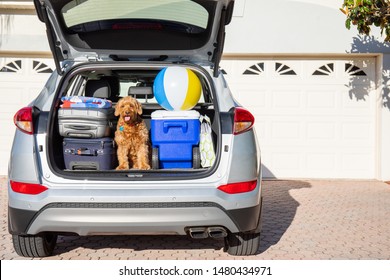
[[0, 14, 48, 52], [225, 0, 390, 55], [1, 0, 390, 55]]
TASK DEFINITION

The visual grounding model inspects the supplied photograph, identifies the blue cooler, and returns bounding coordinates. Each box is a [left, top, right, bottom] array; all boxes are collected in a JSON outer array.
[[151, 110, 200, 169]]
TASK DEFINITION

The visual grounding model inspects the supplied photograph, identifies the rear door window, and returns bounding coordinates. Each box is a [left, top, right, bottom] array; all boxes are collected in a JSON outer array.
[[62, 0, 209, 33]]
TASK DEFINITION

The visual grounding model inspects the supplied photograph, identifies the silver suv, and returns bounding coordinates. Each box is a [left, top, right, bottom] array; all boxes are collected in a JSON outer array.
[[8, 0, 262, 257]]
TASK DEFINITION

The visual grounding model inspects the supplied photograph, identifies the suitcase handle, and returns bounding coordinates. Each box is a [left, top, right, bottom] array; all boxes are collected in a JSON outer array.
[[163, 121, 188, 133], [69, 161, 99, 170], [66, 133, 93, 138], [77, 148, 97, 156], [65, 124, 95, 130], [64, 148, 97, 156]]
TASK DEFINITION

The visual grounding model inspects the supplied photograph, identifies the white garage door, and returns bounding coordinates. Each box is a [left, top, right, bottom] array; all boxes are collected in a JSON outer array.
[[221, 58, 378, 179], [0, 57, 54, 175]]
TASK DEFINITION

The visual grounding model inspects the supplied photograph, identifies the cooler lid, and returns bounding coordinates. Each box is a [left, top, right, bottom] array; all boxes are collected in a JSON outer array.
[[151, 110, 200, 120]]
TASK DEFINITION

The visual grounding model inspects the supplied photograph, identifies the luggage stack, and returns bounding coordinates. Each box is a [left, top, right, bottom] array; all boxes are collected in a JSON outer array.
[[59, 96, 117, 171]]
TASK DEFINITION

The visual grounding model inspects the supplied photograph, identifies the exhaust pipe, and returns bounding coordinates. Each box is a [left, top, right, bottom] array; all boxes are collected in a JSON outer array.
[[207, 227, 228, 239], [188, 227, 208, 239]]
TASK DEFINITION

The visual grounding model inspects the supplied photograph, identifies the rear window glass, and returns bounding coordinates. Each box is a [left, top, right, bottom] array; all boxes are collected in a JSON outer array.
[[62, 0, 209, 32]]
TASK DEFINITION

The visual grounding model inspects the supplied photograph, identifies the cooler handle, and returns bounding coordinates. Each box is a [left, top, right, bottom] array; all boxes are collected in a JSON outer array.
[[163, 121, 188, 133]]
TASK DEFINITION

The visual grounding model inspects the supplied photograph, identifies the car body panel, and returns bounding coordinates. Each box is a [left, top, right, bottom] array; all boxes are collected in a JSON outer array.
[[33, 0, 234, 73], [8, 130, 40, 184], [23, 207, 240, 235], [9, 0, 262, 258]]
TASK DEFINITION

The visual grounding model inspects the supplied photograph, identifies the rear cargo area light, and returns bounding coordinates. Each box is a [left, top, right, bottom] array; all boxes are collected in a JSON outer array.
[[14, 107, 33, 134], [218, 180, 257, 194], [10, 180, 48, 195], [233, 107, 255, 135]]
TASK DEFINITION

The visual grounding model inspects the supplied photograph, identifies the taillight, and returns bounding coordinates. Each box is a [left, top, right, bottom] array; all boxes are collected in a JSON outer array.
[[234, 107, 255, 135], [14, 107, 33, 134], [10, 180, 48, 195], [218, 180, 257, 194]]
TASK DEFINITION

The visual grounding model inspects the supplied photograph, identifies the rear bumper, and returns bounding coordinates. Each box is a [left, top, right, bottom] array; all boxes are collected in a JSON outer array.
[[8, 202, 261, 236]]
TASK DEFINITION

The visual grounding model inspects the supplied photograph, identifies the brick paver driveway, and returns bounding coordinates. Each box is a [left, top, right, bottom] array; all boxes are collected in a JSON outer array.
[[1, 176, 389, 260]]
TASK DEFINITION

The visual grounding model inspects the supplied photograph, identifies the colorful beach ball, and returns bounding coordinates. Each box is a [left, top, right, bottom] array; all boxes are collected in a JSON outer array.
[[153, 67, 201, 111]]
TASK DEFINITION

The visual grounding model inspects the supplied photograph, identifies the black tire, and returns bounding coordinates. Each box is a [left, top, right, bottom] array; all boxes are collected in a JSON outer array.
[[224, 232, 260, 256], [192, 146, 200, 169], [152, 147, 159, 170], [12, 233, 57, 258]]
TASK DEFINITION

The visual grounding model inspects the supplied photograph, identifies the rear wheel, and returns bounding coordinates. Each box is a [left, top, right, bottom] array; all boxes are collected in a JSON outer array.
[[224, 232, 260, 256], [152, 147, 159, 169], [192, 146, 200, 169], [12, 233, 58, 258]]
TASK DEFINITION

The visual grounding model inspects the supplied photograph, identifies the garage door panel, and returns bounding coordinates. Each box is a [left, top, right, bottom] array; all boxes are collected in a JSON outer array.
[[222, 58, 377, 179], [306, 153, 337, 171], [271, 90, 303, 109], [306, 122, 336, 140], [239, 87, 375, 116], [0, 119, 15, 136], [253, 122, 267, 144], [342, 151, 374, 174], [265, 150, 375, 179], [307, 90, 337, 109], [228, 83, 266, 106], [271, 152, 302, 173], [0, 85, 24, 107], [341, 91, 374, 111], [0, 124, 15, 170], [271, 121, 302, 140], [262, 120, 373, 147], [305, 88, 340, 115], [28, 87, 46, 103], [342, 122, 373, 141], [0, 58, 54, 175]]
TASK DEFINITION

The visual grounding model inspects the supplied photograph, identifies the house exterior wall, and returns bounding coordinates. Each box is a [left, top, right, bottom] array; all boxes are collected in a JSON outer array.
[[0, 14, 47, 52], [4, 0, 387, 55], [225, 0, 390, 55]]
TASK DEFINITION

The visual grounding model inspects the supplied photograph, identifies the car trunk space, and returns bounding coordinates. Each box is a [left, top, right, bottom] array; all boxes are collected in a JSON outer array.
[[47, 63, 220, 179]]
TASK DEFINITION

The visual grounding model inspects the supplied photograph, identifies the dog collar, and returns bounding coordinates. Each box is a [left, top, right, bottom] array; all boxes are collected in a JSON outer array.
[[119, 125, 124, 132]]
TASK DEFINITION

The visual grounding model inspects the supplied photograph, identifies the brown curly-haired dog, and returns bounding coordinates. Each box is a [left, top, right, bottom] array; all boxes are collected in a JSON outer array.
[[114, 96, 150, 170]]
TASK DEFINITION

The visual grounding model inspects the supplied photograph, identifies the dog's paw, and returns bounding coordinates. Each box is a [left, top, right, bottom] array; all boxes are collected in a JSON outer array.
[[134, 163, 151, 170], [142, 165, 151, 170], [116, 164, 129, 170]]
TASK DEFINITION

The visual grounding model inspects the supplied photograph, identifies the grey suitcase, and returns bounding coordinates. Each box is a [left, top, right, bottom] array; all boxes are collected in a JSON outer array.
[[58, 107, 116, 138]]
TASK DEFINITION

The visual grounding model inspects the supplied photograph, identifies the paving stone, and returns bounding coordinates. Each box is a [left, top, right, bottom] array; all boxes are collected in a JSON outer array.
[[1, 178, 390, 260]]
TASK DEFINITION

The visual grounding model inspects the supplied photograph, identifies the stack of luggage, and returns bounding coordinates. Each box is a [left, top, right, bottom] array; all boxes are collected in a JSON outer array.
[[59, 79, 117, 171]]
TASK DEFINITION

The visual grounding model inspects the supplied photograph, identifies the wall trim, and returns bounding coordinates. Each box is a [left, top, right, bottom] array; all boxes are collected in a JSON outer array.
[[222, 53, 381, 60], [0, 52, 380, 60], [0, 51, 52, 58], [0, 2, 35, 15], [375, 54, 383, 180]]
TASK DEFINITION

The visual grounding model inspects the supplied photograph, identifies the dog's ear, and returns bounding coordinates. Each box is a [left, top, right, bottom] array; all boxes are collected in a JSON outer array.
[[115, 98, 122, 116], [136, 99, 143, 115]]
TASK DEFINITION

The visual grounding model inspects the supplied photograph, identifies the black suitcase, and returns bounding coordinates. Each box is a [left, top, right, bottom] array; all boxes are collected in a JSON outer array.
[[63, 137, 117, 170]]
